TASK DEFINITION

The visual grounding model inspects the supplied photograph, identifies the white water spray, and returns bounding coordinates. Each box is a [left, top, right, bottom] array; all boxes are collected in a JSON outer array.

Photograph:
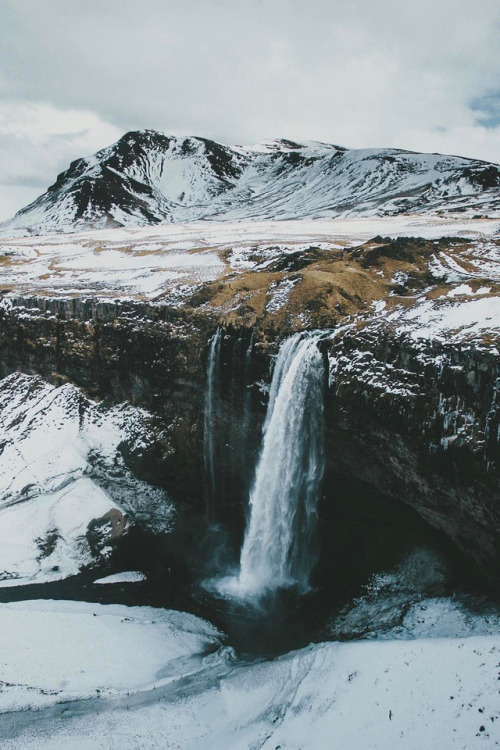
[[236, 332, 326, 596]]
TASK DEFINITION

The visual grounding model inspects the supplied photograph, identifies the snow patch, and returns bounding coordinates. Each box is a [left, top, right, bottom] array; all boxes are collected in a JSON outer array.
[[0, 373, 173, 585], [395, 296, 500, 340], [0, 600, 221, 711], [93, 571, 147, 585]]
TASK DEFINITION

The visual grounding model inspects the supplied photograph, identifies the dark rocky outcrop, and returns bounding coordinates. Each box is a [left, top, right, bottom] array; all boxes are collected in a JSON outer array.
[[0, 297, 271, 513], [327, 326, 500, 578], [0, 297, 216, 502]]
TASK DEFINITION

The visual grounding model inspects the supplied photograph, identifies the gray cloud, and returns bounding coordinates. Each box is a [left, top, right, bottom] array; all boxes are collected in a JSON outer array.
[[0, 0, 499, 219], [472, 92, 500, 128]]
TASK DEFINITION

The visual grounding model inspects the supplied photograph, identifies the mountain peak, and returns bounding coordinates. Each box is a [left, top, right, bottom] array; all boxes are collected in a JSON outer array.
[[2, 130, 499, 235]]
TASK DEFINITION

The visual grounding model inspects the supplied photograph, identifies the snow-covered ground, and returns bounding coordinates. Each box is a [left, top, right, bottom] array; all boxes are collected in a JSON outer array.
[[0, 373, 171, 587], [392, 295, 500, 343], [337, 230, 500, 351], [0, 477, 118, 587], [0, 600, 221, 712], [93, 571, 147, 585], [0, 598, 499, 749], [0, 216, 498, 299]]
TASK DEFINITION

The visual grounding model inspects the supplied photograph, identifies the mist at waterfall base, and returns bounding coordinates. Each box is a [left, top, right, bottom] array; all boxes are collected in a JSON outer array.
[[209, 333, 326, 602]]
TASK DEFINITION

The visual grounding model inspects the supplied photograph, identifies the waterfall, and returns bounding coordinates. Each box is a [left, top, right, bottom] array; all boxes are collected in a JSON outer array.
[[204, 327, 222, 517], [237, 332, 326, 596]]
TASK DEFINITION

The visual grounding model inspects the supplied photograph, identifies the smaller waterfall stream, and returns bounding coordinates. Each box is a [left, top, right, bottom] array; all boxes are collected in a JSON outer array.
[[204, 328, 222, 517], [236, 332, 326, 596]]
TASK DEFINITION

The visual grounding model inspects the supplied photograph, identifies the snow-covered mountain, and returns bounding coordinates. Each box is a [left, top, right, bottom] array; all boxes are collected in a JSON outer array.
[[2, 130, 500, 234]]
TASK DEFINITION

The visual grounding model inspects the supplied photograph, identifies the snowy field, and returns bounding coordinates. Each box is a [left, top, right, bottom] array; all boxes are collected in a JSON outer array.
[[0, 598, 499, 749], [0, 216, 498, 299], [0, 600, 221, 713]]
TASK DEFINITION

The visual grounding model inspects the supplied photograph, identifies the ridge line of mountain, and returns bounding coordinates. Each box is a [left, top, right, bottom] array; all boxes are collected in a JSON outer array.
[[2, 128, 500, 235]]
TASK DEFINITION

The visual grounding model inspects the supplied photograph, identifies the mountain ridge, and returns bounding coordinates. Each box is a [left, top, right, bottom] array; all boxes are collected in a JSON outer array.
[[2, 129, 500, 235]]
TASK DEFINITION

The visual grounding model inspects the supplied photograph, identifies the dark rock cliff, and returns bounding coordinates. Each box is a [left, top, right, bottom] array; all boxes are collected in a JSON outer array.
[[1, 295, 499, 579], [327, 325, 500, 577], [0, 297, 216, 502]]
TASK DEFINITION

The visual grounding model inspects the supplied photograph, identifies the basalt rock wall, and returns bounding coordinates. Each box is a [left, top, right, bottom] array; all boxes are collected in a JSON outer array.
[[1, 295, 499, 578], [0, 297, 270, 509], [0, 297, 218, 501], [326, 326, 500, 577]]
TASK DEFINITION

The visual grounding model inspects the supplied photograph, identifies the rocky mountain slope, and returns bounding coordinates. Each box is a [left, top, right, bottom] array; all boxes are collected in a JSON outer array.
[[2, 130, 500, 235]]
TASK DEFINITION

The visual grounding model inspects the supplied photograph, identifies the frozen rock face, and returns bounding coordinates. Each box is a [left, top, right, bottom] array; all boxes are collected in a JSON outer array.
[[326, 321, 500, 576], [321, 238, 499, 575], [1, 129, 500, 234], [0, 297, 218, 505], [0, 373, 172, 586]]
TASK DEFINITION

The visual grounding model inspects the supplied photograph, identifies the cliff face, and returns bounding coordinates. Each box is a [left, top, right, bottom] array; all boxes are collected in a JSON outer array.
[[0, 297, 216, 502], [327, 325, 500, 576], [1, 291, 499, 578]]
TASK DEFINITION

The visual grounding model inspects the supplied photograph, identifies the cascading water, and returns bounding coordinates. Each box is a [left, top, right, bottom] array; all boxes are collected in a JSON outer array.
[[235, 332, 326, 596], [204, 327, 256, 519], [204, 327, 222, 517]]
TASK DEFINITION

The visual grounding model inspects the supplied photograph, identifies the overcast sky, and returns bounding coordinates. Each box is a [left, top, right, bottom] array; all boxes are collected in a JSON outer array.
[[0, 0, 499, 220]]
